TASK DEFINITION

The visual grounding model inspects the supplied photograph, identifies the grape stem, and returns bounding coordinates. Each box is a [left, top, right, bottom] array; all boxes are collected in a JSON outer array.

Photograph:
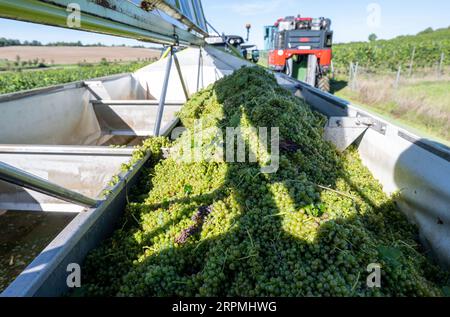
[[315, 184, 357, 201], [351, 271, 361, 295], [284, 179, 357, 201]]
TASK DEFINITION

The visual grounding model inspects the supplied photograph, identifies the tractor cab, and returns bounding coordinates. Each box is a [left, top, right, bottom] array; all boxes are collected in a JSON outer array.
[[206, 25, 260, 63], [206, 35, 260, 63]]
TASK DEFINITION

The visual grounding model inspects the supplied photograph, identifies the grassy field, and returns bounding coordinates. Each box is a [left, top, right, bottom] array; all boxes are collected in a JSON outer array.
[[332, 74, 450, 145], [0, 59, 8, 69]]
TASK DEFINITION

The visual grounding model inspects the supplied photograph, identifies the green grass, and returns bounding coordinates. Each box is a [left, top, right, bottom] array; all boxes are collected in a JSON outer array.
[[399, 81, 450, 112], [0, 59, 9, 70], [332, 77, 450, 145]]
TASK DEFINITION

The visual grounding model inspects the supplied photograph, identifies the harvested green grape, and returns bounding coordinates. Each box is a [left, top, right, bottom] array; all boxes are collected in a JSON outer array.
[[78, 67, 448, 297]]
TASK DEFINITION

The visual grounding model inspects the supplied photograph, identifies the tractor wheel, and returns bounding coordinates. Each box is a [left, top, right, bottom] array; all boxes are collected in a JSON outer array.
[[317, 76, 330, 93]]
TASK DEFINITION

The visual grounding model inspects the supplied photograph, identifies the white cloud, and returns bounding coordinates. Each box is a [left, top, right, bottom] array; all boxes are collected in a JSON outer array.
[[231, 1, 282, 16], [210, 0, 285, 17]]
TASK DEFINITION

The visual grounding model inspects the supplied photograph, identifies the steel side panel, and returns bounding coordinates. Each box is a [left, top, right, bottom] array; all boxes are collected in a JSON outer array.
[[0, 75, 139, 146], [0, 151, 132, 211], [1, 152, 150, 297], [93, 104, 181, 134], [0, 88, 101, 145], [358, 128, 450, 266]]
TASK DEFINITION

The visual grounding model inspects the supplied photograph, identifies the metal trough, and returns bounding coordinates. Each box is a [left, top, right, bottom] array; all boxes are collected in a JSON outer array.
[[0, 46, 449, 297]]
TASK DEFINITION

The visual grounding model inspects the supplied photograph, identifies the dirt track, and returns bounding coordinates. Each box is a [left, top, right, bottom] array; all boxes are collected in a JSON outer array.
[[0, 46, 161, 64]]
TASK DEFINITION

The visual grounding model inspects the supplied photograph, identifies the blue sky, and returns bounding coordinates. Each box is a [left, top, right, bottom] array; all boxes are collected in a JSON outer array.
[[203, 0, 450, 48], [0, 0, 449, 48]]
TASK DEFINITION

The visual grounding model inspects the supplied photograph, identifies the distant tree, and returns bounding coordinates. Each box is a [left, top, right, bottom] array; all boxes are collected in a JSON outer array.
[[0, 38, 22, 46], [368, 33, 378, 42], [417, 27, 434, 35]]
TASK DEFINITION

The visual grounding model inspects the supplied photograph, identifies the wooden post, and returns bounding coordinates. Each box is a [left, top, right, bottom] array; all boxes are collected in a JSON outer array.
[[352, 62, 359, 91], [408, 46, 416, 77], [394, 65, 401, 89], [438, 52, 445, 76], [331, 60, 335, 79], [349, 62, 353, 83]]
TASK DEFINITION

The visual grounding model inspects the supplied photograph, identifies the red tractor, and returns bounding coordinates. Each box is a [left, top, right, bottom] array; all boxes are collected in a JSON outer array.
[[264, 15, 333, 92]]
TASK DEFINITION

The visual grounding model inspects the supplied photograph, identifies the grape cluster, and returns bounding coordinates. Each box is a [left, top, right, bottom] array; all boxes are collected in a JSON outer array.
[[77, 67, 449, 297], [175, 206, 213, 244]]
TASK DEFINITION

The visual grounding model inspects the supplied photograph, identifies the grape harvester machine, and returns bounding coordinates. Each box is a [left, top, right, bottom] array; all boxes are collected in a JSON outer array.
[[265, 15, 333, 92]]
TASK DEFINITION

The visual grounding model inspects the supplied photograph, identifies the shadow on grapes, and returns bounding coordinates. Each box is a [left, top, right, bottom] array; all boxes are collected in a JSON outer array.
[[79, 67, 447, 297]]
